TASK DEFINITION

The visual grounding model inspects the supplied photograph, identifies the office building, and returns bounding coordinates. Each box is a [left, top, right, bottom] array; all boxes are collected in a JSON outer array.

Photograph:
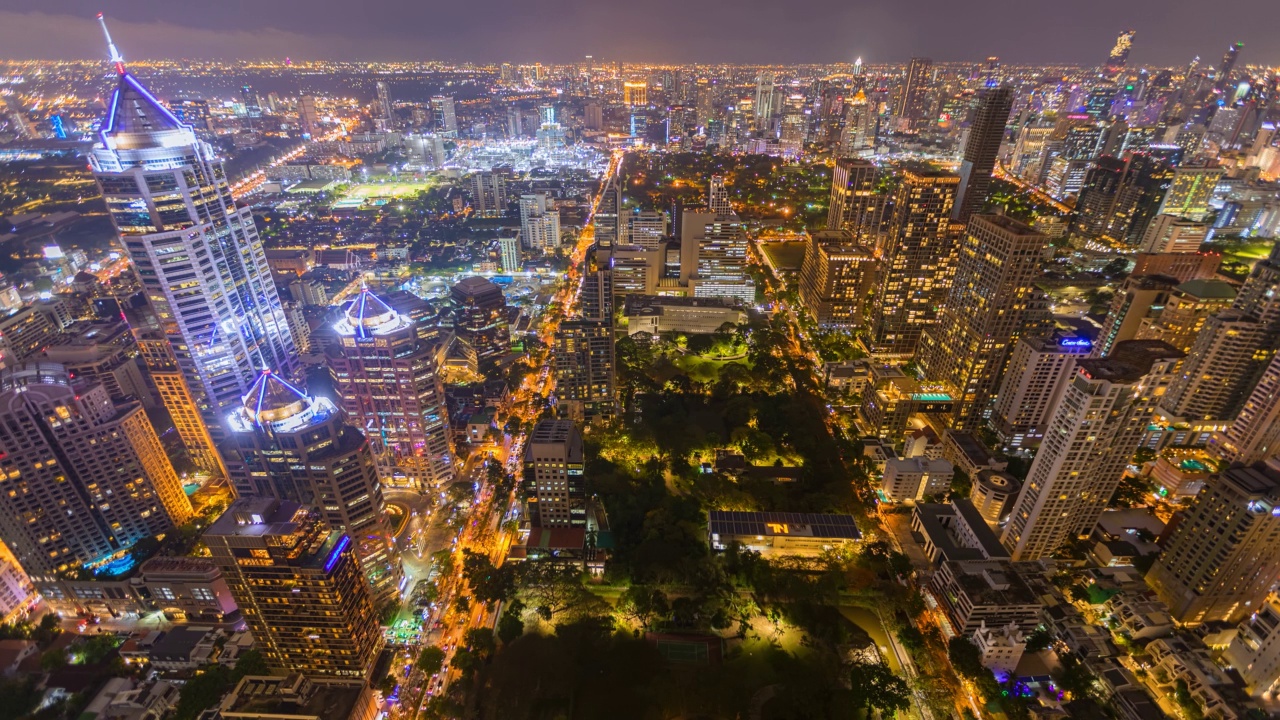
[[1223, 595, 1280, 698], [623, 82, 648, 108], [868, 165, 959, 355], [1001, 340, 1184, 560], [1146, 462, 1280, 625], [826, 158, 879, 232], [594, 179, 622, 248], [554, 319, 616, 421], [0, 363, 192, 577], [499, 235, 521, 272], [471, 172, 506, 216], [450, 276, 509, 365], [953, 87, 1013, 224], [990, 332, 1094, 449], [838, 90, 876, 158], [1104, 30, 1136, 74], [916, 215, 1051, 430], [625, 210, 667, 250], [91, 65, 297, 444], [329, 289, 453, 488], [623, 295, 747, 336], [797, 231, 877, 328], [225, 370, 400, 600], [1140, 214, 1211, 253], [584, 101, 602, 130], [895, 57, 933, 124], [430, 95, 456, 135], [708, 511, 861, 557], [753, 72, 776, 125], [204, 498, 382, 678], [523, 420, 585, 528], [708, 175, 732, 215], [1158, 162, 1226, 221], [692, 216, 755, 304], [1094, 275, 1180, 358], [298, 95, 319, 136], [1134, 279, 1236, 353], [134, 330, 224, 475], [1162, 246, 1280, 422]]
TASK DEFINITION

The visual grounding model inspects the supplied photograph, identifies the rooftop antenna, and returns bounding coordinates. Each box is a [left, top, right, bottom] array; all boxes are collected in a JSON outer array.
[[97, 13, 126, 75]]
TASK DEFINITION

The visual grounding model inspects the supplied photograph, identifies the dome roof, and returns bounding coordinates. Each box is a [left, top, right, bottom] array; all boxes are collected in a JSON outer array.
[[345, 287, 397, 337], [243, 369, 310, 426]]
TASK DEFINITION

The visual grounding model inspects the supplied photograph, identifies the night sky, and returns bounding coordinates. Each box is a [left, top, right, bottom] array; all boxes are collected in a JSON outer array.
[[0, 0, 1276, 66]]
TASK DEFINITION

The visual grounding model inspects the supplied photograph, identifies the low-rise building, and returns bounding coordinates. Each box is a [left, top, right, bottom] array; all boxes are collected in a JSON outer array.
[[972, 620, 1026, 675], [928, 560, 1042, 636], [881, 457, 955, 502], [623, 294, 747, 336], [1223, 595, 1280, 699], [970, 470, 1021, 527], [1102, 593, 1174, 641], [942, 430, 1009, 479], [707, 511, 861, 557], [206, 675, 378, 720], [911, 500, 1011, 565], [1147, 636, 1237, 720]]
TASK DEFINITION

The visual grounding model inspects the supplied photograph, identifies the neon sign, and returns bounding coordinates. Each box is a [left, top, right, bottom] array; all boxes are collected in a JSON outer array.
[[1059, 338, 1092, 348]]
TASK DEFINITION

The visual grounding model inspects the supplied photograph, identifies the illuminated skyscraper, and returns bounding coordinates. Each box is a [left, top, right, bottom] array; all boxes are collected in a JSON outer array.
[[623, 82, 648, 108], [1157, 162, 1225, 221], [1103, 30, 1136, 75], [1001, 341, 1183, 560], [1213, 42, 1245, 95], [449, 277, 510, 365], [953, 87, 1013, 225], [134, 329, 224, 475], [329, 289, 453, 489], [374, 81, 392, 124], [431, 95, 457, 135], [0, 363, 192, 577], [523, 420, 585, 527], [554, 319, 616, 421], [1146, 461, 1280, 625], [499, 235, 521, 272], [89, 33, 297, 446], [754, 72, 776, 125], [916, 215, 1051, 430], [868, 165, 959, 354], [693, 216, 755, 304], [826, 158, 879, 232], [471, 171, 507, 217], [894, 57, 933, 124], [297, 95, 319, 136], [838, 90, 876, 157], [708, 175, 732, 215], [204, 497, 383, 678], [797, 230, 877, 328], [225, 370, 401, 601], [594, 179, 622, 248]]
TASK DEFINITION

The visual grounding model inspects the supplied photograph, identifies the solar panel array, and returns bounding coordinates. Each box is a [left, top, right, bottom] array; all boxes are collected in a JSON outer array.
[[708, 510, 861, 540]]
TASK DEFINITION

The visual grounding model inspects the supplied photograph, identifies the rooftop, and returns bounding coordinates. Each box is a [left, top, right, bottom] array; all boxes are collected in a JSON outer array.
[[1076, 340, 1183, 384], [708, 511, 861, 540], [1175, 279, 1236, 300]]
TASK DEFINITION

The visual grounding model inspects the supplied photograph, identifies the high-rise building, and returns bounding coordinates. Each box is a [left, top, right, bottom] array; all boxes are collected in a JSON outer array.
[[0, 363, 192, 577], [895, 58, 933, 123], [1134, 279, 1236, 353], [522, 420, 585, 527], [1103, 30, 1137, 75], [1093, 274, 1181, 358], [826, 158, 879, 232], [1161, 245, 1280, 422], [374, 81, 392, 124], [204, 498, 383, 678], [584, 101, 603, 131], [990, 332, 1094, 449], [579, 248, 614, 322], [594, 179, 622, 248], [708, 175, 732, 215], [1158, 162, 1226, 221], [449, 277, 509, 365], [624, 210, 667, 250], [430, 95, 457, 135], [868, 165, 960, 355], [519, 193, 559, 250], [298, 95, 319, 136], [471, 172, 507, 217], [1213, 42, 1245, 96], [916, 215, 1050, 430], [134, 329, 224, 475], [693, 216, 755, 304], [1070, 152, 1174, 245], [499, 235, 521, 272], [554, 319, 616, 420], [953, 87, 1013, 224], [1146, 461, 1280, 625], [623, 82, 648, 108], [1139, 214, 1211, 253], [838, 90, 876, 157], [797, 230, 877, 328], [240, 85, 260, 119], [754, 72, 776, 125], [225, 370, 400, 600], [1000, 340, 1183, 560], [91, 64, 297, 445], [327, 290, 452, 490], [1223, 595, 1280, 698]]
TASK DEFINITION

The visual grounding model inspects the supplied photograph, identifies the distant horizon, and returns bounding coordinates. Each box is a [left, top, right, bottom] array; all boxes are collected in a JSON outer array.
[[0, 1, 1276, 67]]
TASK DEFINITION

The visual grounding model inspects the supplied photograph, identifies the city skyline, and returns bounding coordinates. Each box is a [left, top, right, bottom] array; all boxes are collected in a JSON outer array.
[[0, 1, 1276, 65]]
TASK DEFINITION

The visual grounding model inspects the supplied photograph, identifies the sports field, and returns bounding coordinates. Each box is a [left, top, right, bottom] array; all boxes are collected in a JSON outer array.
[[333, 179, 436, 208]]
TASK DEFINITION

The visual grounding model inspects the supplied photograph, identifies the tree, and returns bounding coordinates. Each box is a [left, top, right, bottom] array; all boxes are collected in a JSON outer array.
[[417, 646, 445, 675], [948, 636, 987, 681], [1025, 626, 1054, 652], [173, 665, 233, 720], [617, 585, 669, 630], [497, 600, 525, 644], [848, 659, 911, 718], [464, 628, 496, 660], [462, 550, 515, 605]]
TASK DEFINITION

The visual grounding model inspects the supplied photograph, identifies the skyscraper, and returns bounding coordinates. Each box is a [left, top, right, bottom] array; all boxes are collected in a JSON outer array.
[[826, 158, 879, 232], [693, 216, 755, 304], [894, 57, 933, 124], [430, 94, 457, 135], [329, 288, 453, 489], [90, 52, 297, 445], [134, 329, 224, 475], [1000, 341, 1183, 560], [838, 90, 876, 158], [868, 165, 960, 355], [708, 175, 732, 215], [297, 95, 319, 136], [990, 332, 1094, 449], [594, 179, 622, 248], [554, 319, 616, 421], [1093, 274, 1181, 358], [471, 172, 507, 217], [1157, 162, 1225, 221], [1103, 30, 1137, 75], [204, 498, 383, 678], [0, 363, 192, 577], [499, 235, 521, 272], [1146, 461, 1280, 625], [1213, 42, 1245, 96], [953, 87, 1013, 224], [523, 420, 585, 527], [797, 232, 877, 328], [450, 277, 510, 365], [519, 193, 559, 251], [916, 215, 1051, 430], [374, 80, 392, 124], [754, 72, 776, 125], [225, 369, 401, 600], [623, 82, 648, 108]]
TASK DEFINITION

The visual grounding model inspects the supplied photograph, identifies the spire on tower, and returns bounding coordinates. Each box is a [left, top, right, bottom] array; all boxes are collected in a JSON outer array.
[[97, 13, 126, 75]]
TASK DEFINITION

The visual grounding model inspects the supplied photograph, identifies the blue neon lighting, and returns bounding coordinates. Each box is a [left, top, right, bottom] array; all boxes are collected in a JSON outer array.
[[324, 535, 351, 573], [123, 73, 190, 130], [1059, 338, 1092, 348], [357, 290, 369, 338]]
